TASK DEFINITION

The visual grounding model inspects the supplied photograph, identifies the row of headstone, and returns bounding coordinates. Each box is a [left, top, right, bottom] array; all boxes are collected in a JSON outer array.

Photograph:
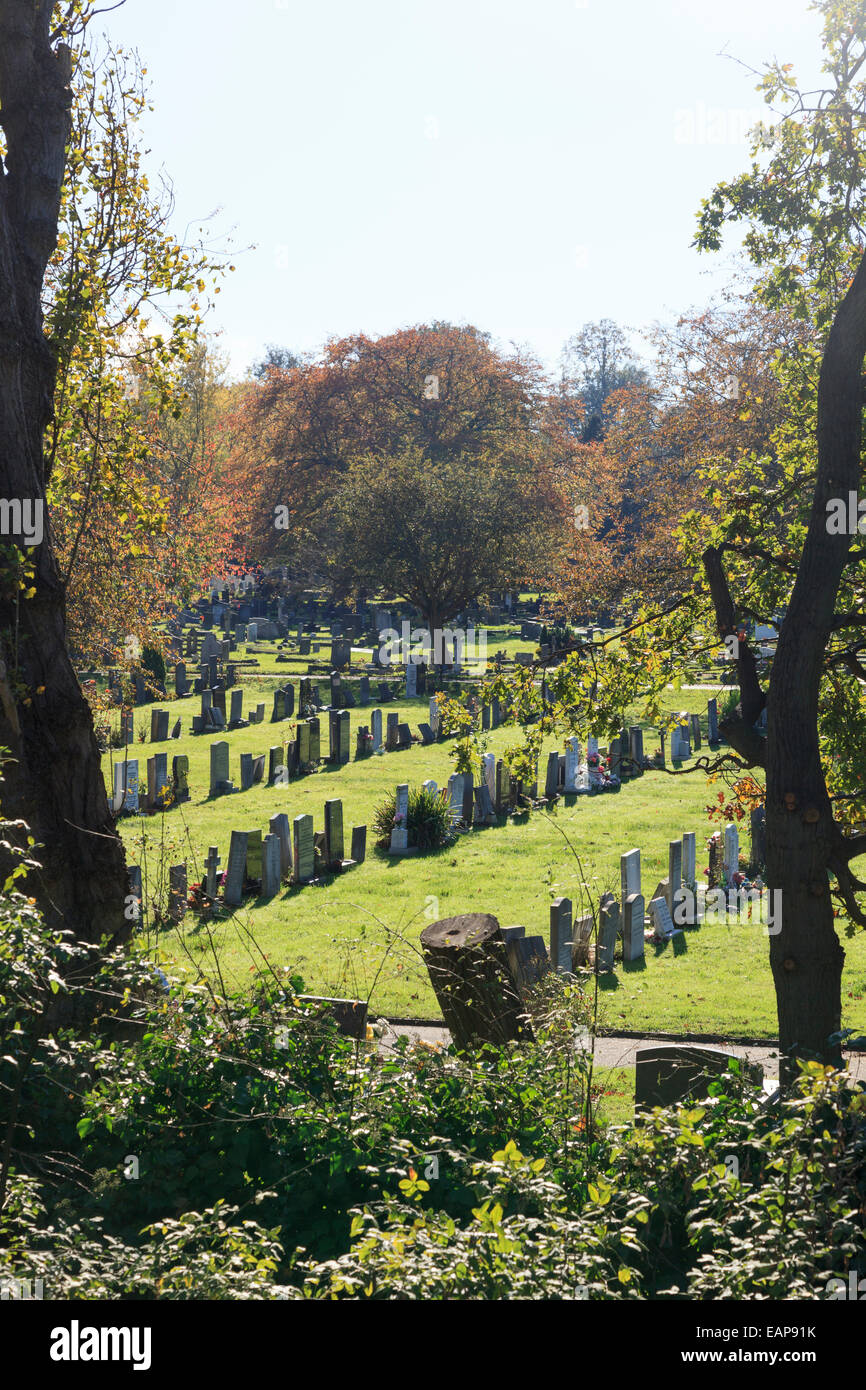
[[111, 753, 189, 815]]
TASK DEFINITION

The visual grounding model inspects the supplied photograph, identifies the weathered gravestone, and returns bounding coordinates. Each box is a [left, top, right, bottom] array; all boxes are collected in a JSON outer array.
[[707, 697, 719, 744], [597, 894, 621, 972], [172, 755, 190, 803], [549, 897, 573, 974], [292, 814, 315, 883], [147, 753, 169, 811], [420, 913, 533, 1048], [150, 709, 169, 743], [635, 1044, 762, 1113], [504, 934, 550, 993], [623, 893, 646, 962], [204, 846, 221, 900], [544, 750, 560, 802], [224, 831, 248, 906], [390, 784, 410, 855], [246, 830, 263, 886], [324, 799, 345, 870], [649, 895, 678, 941], [350, 824, 367, 864], [269, 813, 292, 880], [112, 760, 139, 815], [667, 840, 683, 915], [209, 741, 232, 797], [297, 721, 311, 767], [240, 753, 254, 792], [621, 848, 641, 910], [168, 864, 187, 922], [261, 834, 281, 898]]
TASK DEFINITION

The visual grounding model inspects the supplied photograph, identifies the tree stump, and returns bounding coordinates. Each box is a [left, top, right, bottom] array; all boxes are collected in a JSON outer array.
[[420, 913, 534, 1049]]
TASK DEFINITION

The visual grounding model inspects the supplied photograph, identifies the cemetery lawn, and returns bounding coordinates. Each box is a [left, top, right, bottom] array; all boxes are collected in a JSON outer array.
[[106, 675, 866, 1041]]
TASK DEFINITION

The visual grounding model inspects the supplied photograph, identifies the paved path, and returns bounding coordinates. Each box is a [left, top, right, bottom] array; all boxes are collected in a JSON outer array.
[[379, 1021, 866, 1082]]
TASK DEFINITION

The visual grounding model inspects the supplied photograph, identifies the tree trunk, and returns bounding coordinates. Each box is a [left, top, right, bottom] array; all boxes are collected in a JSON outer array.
[[0, 2, 127, 944], [765, 250, 866, 1080]]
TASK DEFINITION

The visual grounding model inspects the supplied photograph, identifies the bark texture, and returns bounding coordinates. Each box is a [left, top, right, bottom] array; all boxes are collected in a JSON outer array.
[[0, 2, 127, 944]]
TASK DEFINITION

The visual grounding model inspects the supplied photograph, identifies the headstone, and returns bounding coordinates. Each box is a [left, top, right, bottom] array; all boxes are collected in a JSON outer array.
[[405, 662, 417, 698], [649, 895, 678, 941], [262, 834, 281, 897], [224, 831, 248, 905], [229, 689, 244, 726], [474, 781, 495, 824], [544, 750, 560, 802], [246, 829, 263, 885], [172, 755, 190, 803], [689, 713, 702, 750], [337, 711, 350, 764], [309, 716, 321, 763], [597, 893, 620, 971], [418, 722, 435, 744], [174, 662, 188, 697], [240, 753, 254, 791], [112, 760, 139, 815], [628, 726, 644, 771], [252, 754, 265, 784], [390, 783, 410, 854], [707, 698, 719, 744], [621, 848, 641, 908], [298, 721, 311, 767], [293, 814, 315, 883], [723, 823, 740, 882], [272, 689, 286, 722], [210, 741, 230, 796], [147, 753, 169, 810], [350, 825, 367, 864], [682, 831, 696, 889], [397, 721, 412, 749], [572, 914, 595, 967], [386, 712, 399, 751], [269, 813, 292, 880], [635, 1045, 760, 1113], [623, 893, 645, 962], [324, 799, 345, 869], [168, 864, 187, 922], [429, 697, 440, 738], [750, 806, 766, 869], [150, 709, 169, 742], [204, 845, 221, 899], [284, 684, 295, 717], [549, 897, 573, 974], [371, 708, 383, 752], [359, 675, 370, 706], [482, 753, 496, 804], [505, 935, 550, 993], [668, 840, 683, 915], [564, 737, 580, 794]]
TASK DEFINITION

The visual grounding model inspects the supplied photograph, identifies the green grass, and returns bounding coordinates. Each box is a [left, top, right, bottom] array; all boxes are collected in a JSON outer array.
[[592, 1067, 635, 1128], [102, 652, 866, 1040]]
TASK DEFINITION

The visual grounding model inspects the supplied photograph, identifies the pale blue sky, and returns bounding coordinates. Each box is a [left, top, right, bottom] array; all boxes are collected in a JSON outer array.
[[104, 0, 823, 378]]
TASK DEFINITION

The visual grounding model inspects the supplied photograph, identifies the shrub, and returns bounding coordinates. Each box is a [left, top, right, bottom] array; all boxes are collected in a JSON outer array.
[[372, 786, 458, 850]]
